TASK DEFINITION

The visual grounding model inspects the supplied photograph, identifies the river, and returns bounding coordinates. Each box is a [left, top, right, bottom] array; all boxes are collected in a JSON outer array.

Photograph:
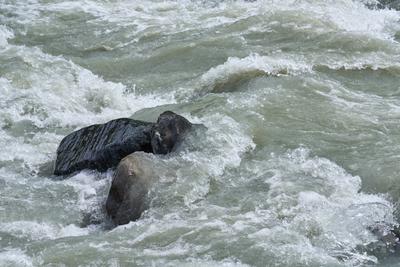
[[1, 0, 400, 266]]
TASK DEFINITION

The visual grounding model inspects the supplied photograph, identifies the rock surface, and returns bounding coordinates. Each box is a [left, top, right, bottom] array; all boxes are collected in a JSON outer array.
[[366, 223, 400, 256], [377, 0, 400, 10], [105, 112, 193, 225], [54, 118, 153, 175], [151, 111, 192, 154], [365, 0, 400, 10], [105, 153, 155, 225]]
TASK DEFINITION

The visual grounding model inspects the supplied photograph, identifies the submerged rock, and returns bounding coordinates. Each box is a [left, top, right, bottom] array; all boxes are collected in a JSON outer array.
[[105, 153, 155, 225], [378, 0, 400, 10], [365, 0, 400, 10], [54, 118, 153, 176], [366, 223, 400, 256], [151, 111, 192, 154]]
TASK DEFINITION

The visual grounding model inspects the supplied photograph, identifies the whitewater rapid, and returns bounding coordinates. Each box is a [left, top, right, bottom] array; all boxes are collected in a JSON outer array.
[[1, 0, 400, 266]]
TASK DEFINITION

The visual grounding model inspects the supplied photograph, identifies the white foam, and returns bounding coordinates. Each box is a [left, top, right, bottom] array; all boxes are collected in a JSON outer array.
[[0, 249, 33, 267], [5, 0, 397, 54], [200, 53, 312, 92], [251, 0, 400, 40], [0, 43, 175, 130], [241, 147, 395, 264], [62, 171, 112, 215], [317, 0, 400, 40], [2, 0, 399, 53], [40, 0, 241, 35], [0, 25, 14, 48], [0, 132, 59, 168], [184, 113, 255, 174], [0, 221, 91, 241], [157, 113, 255, 206]]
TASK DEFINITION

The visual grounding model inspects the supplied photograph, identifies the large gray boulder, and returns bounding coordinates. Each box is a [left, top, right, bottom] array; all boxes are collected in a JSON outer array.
[[105, 153, 155, 225], [54, 118, 153, 176]]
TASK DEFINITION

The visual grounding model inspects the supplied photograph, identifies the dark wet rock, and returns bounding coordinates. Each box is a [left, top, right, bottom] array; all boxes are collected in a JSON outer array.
[[105, 112, 194, 226], [53, 111, 192, 176], [364, 223, 400, 257], [53, 111, 194, 224], [378, 0, 400, 10], [151, 111, 192, 154], [105, 153, 154, 225], [54, 118, 153, 176], [366, 0, 400, 10]]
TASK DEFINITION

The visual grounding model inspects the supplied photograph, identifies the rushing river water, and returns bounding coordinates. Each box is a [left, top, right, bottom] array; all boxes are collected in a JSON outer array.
[[1, 0, 400, 266]]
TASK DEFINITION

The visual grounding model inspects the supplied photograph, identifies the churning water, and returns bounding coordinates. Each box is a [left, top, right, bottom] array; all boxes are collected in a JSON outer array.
[[1, 0, 400, 266]]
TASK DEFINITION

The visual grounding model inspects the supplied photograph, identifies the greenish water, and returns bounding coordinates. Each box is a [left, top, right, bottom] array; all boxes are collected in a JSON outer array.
[[1, 0, 400, 266]]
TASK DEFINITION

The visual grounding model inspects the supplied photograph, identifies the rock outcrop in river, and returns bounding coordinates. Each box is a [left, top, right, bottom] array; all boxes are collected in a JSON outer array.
[[106, 112, 192, 225], [54, 119, 153, 175], [366, 223, 400, 256], [53, 111, 192, 225], [377, 0, 400, 10], [53, 111, 192, 176], [365, 0, 400, 10], [151, 111, 192, 154]]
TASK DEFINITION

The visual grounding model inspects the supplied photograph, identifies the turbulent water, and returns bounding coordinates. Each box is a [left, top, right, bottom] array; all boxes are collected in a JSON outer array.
[[1, 0, 400, 266]]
